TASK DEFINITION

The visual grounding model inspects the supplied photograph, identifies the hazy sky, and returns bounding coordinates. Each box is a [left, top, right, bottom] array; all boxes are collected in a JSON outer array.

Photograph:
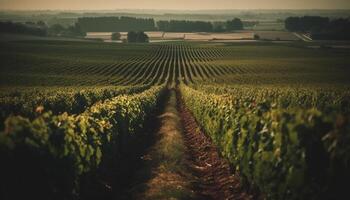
[[1, 0, 350, 10]]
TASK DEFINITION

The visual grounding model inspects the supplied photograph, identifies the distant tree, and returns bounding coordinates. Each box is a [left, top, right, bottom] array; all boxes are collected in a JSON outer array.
[[127, 31, 138, 43], [285, 16, 350, 40], [136, 31, 149, 43], [24, 21, 36, 26], [0, 21, 47, 36], [157, 20, 213, 32], [242, 21, 259, 28], [311, 18, 350, 40], [49, 24, 65, 36], [285, 16, 329, 32], [285, 17, 299, 31], [0, 20, 88, 38], [127, 31, 149, 43], [111, 32, 121, 40], [43, 22, 85, 37], [213, 25, 224, 32], [254, 34, 260, 40], [66, 23, 86, 37], [77, 17, 156, 32], [36, 21, 47, 28], [226, 18, 243, 31]]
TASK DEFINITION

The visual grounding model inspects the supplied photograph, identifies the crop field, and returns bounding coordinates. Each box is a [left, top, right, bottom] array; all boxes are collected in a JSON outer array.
[[86, 31, 303, 42], [1, 38, 350, 200], [86, 31, 256, 42], [253, 31, 300, 41]]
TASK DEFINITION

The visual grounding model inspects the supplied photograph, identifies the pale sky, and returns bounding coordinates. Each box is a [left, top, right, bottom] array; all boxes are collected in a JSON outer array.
[[0, 0, 350, 10]]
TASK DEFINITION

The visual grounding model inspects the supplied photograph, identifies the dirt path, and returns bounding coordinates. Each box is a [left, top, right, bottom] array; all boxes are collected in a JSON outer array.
[[126, 89, 195, 199], [125, 89, 252, 200], [177, 91, 252, 200]]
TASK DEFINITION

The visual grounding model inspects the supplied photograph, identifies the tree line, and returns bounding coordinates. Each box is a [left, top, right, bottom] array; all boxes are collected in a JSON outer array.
[[77, 17, 244, 32], [77, 17, 156, 32], [127, 31, 149, 43], [0, 21, 85, 37], [285, 16, 350, 40], [110, 31, 149, 43], [1, 17, 245, 37], [0, 21, 47, 36], [157, 20, 213, 32]]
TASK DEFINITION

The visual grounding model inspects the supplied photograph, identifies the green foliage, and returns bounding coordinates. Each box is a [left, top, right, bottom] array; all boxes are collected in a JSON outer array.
[[0, 40, 350, 199], [0, 21, 47, 36], [127, 31, 149, 43], [0, 85, 164, 199], [192, 84, 350, 113], [0, 40, 159, 86], [0, 85, 150, 129], [157, 20, 213, 32], [47, 23, 85, 37], [111, 32, 121, 40], [226, 18, 244, 31], [2, 41, 350, 87], [77, 16, 156, 32], [180, 84, 350, 200]]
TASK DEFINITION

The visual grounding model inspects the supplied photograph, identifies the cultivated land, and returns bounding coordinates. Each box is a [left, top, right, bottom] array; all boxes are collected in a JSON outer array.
[[2, 39, 350, 87], [86, 31, 301, 42], [0, 37, 350, 200]]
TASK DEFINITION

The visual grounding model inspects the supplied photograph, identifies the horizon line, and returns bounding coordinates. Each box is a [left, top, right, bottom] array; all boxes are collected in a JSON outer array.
[[1, 8, 350, 12]]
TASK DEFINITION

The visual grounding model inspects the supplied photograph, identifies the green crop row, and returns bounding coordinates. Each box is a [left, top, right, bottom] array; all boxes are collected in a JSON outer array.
[[0, 84, 150, 128], [191, 84, 350, 113], [180, 84, 350, 200], [0, 85, 164, 199]]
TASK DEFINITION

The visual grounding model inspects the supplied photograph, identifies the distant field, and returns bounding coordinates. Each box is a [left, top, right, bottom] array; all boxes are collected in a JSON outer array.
[[0, 40, 155, 86], [86, 30, 301, 42], [1, 39, 350, 87], [253, 31, 300, 41], [87, 31, 300, 42], [1, 37, 350, 200]]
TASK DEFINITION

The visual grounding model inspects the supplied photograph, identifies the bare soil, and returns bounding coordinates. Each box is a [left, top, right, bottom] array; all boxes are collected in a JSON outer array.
[[177, 90, 253, 200], [121, 89, 253, 200]]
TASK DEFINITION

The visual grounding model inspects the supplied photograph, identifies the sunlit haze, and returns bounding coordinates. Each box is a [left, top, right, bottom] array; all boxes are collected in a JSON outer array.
[[1, 0, 350, 10]]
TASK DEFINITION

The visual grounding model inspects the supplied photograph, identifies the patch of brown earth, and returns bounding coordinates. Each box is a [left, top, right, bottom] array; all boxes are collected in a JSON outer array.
[[131, 90, 195, 200], [128, 89, 253, 200], [177, 91, 253, 200]]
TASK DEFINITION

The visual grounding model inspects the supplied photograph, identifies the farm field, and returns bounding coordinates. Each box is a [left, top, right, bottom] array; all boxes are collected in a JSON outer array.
[[85, 31, 316, 43], [253, 31, 300, 41], [86, 31, 258, 42], [1, 38, 350, 200]]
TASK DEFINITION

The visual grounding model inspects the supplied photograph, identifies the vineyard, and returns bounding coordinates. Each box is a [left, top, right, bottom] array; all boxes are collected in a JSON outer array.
[[0, 39, 350, 200]]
